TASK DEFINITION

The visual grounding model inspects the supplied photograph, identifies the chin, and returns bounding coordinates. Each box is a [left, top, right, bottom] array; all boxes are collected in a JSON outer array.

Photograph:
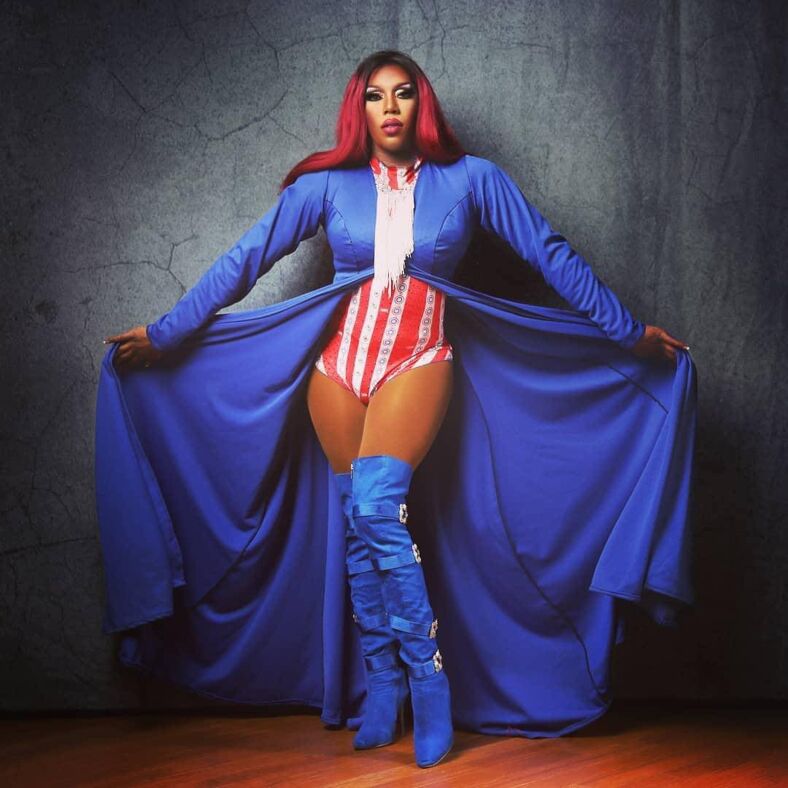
[[379, 140, 410, 156]]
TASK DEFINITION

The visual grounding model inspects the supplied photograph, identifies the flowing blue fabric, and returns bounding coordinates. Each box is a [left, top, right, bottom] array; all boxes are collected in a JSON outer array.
[[94, 155, 697, 737]]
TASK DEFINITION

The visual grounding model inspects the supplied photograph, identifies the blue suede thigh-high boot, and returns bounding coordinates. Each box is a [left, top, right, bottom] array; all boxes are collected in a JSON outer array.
[[334, 470, 408, 749], [350, 455, 454, 768]]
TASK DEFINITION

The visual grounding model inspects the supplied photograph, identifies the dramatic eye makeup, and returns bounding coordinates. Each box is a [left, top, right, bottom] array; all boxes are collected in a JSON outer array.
[[365, 83, 415, 101]]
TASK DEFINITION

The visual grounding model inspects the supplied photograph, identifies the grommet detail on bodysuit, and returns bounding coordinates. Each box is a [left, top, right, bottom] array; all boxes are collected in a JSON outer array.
[[412, 543, 421, 564], [399, 503, 408, 524], [433, 649, 443, 672]]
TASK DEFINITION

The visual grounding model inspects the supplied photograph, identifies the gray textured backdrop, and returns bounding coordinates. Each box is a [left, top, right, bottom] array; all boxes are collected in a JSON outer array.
[[2, 0, 785, 711]]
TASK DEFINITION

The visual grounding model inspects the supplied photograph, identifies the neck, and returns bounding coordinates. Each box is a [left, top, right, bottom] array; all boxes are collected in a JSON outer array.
[[371, 147, 418, 169]]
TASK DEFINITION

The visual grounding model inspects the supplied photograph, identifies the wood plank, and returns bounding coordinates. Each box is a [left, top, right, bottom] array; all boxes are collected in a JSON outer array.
[[0, 704, 785, 786]]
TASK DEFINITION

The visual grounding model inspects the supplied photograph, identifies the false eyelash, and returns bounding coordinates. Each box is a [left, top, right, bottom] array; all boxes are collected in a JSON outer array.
[[365, 90, 414, 100]]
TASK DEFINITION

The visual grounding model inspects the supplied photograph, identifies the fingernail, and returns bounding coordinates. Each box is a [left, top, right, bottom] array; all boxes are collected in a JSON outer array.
[[684, 345, 690, 350], [103, 340, 107, 344]]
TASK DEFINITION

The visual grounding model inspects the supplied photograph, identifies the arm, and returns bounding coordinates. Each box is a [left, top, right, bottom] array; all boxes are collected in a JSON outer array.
[[464, 155, 645, 349], [146, 168, 329, 352]]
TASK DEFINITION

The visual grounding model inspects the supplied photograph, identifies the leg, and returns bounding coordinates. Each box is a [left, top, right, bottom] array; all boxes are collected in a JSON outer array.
[[306, 365, 367, 473], [306, 365, 408, 748], [359, 360, 454, 468], [351, 360, 455, 767]]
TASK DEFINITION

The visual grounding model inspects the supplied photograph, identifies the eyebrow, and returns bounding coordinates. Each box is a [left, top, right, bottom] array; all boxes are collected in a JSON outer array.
[[365, 81, 413, 90]]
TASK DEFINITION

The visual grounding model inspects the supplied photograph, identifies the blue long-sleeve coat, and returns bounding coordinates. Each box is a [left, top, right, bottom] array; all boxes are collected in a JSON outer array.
[[95, 154, 697, 737]]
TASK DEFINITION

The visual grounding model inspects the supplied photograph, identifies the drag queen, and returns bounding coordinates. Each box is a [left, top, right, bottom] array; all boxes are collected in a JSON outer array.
[[98, 51, 696, 768]]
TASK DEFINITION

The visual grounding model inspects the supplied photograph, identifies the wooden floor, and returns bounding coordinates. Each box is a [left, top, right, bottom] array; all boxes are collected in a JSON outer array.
[[1, 703, 786, 787]]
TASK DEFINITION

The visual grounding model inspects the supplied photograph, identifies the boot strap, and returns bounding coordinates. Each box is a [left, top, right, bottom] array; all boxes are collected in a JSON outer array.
[[351, 611, 388, 632], [352, 501, 408, 524], [365, 648, 400, 673], [389, 614, 438, 639], [407, 649, 444, 678], [346, 557, 375, 576], [374, 543, 421, 570]]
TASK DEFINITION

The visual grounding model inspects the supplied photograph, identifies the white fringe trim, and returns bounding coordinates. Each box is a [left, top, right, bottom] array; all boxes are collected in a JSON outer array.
[[371, 158, 421, 297]]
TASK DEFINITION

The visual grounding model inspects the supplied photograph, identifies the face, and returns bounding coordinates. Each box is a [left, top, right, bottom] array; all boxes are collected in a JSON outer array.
[[364, 63, 418, 165]]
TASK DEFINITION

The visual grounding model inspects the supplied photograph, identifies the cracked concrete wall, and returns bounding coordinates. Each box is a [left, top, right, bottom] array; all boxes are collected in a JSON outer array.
[[1, 0, 785, 710]]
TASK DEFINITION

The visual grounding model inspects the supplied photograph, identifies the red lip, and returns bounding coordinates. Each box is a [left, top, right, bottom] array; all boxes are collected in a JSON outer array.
[[382, 120, 403, 129]]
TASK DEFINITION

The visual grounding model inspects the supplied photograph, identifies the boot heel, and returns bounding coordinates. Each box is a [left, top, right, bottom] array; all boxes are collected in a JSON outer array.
[[397, 697, 407, 738]]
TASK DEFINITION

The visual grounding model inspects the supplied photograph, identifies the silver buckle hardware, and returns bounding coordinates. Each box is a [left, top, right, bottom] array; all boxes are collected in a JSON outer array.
[[432, 649, 443, 672], [429, 618, 438, 639], [352, 612, 359, 624], [412, 543, 422, 564], [399, 503, 408, 523]]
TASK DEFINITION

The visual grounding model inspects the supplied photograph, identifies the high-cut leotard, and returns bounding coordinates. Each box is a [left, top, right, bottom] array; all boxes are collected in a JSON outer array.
[[314, 156, 453, 404]]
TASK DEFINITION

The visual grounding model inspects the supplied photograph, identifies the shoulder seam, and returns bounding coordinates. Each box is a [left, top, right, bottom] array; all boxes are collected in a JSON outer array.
[[462, 155, 480, 217], [323, 168, 330, 221]]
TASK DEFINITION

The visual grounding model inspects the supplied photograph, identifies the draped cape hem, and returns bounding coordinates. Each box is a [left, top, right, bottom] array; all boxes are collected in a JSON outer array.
[[94, 261, 697, 738]]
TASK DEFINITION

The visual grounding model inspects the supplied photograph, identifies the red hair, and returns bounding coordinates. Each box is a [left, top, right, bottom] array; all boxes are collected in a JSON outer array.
[[280, 50, 468, 191]]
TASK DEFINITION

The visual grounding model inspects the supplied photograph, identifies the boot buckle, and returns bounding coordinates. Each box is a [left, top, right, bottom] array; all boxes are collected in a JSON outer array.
[[432, 649, 443, 672], [399, 503, 408, 523], [429, 618, 438, 639], [412, 543, 422, 564]]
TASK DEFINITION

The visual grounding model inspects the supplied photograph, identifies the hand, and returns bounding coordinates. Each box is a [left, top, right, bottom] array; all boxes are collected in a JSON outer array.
[[104, 325, 165, 372], [631, 325, 690, 366]]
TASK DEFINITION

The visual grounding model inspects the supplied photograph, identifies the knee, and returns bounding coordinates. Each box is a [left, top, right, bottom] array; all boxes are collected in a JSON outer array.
[[351, 454, 414, 503], [350, 454, 414, 543]]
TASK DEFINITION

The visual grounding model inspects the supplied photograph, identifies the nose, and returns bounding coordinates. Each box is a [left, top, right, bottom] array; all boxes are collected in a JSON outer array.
[[384, 92, 400, 114]]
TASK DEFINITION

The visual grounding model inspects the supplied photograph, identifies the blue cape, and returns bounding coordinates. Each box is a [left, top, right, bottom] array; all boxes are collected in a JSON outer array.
[[95, 155, 697, 737]]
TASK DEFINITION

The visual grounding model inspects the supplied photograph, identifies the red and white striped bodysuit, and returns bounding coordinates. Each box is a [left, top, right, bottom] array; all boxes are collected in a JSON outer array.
[[314, 156, 454, 405]]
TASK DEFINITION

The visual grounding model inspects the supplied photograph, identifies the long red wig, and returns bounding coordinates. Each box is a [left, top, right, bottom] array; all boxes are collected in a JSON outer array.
[[280, 50, 468, 191]]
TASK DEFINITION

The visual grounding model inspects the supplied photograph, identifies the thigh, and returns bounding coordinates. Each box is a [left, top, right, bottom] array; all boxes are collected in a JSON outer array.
[[306, 366, 367, 473], [359, 360, 454, 471]]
